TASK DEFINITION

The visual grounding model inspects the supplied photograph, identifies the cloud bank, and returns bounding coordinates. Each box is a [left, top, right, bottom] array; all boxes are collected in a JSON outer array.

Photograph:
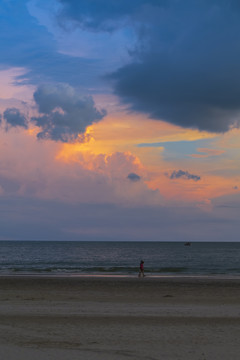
[[55, 0, 240, 133], [2, 1, 240, 133], [109, 0, 240, 133]]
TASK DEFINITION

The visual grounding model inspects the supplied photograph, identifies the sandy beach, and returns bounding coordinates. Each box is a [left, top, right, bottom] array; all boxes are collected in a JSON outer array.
[[0, 275, 240, 359]]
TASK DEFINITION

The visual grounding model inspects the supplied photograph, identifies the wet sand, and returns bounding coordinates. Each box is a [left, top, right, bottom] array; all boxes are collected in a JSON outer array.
[[0, 275, 240, 359]]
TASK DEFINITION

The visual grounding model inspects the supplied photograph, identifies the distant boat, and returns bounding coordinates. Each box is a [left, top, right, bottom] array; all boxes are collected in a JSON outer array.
[[184, 242, 191, 246]]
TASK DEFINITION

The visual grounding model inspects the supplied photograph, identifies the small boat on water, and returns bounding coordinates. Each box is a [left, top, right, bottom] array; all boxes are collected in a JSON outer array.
[[184, 242, 191, 246]]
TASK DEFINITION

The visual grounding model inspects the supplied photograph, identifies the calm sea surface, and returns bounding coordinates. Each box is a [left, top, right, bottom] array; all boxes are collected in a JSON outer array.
[[0, 241, 239, 276]]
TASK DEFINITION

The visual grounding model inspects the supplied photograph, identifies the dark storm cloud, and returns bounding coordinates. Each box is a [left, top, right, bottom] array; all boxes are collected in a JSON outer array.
[[127, 173, 141, 182], [3, 108, 28, 129], [106, 0, 240, 133], [55, 0, 240, 132], [31, 84, 106, 142], [3, 0, 240, 133], [168, 170, 201, 182]]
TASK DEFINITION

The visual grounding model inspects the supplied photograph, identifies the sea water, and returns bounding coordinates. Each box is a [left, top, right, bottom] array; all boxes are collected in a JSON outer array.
[[0, 241, 239, 276]]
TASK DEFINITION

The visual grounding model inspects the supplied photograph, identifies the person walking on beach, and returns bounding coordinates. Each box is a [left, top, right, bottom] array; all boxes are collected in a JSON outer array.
[[138, 260, 145, 277]]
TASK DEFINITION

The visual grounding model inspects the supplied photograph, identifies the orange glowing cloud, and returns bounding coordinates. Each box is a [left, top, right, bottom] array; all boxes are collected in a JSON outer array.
[[146, 169, 239, 206], [190, 148, 225, 158], [0, 89, 235, 208], [54, 97, 239, 206], [0, 66, 239, 211], [0, 126, 160, 206], [56, 99, 217, 168]]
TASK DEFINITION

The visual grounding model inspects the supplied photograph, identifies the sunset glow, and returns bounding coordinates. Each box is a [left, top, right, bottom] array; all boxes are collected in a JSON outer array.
[[0, 0, 239, 241]]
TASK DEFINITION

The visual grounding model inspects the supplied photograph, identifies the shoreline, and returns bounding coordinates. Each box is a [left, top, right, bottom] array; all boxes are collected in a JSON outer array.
[[1, 272, 240, 280]]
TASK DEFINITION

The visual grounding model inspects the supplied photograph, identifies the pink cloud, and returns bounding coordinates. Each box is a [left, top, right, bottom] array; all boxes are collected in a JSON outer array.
[[0, 128, 161, 206]]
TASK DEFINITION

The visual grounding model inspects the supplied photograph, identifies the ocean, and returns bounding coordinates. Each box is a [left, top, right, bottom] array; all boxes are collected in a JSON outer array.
[[0, 241, 240, 277]]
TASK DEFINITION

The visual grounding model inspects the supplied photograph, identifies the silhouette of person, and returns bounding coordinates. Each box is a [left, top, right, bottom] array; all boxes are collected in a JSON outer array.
[[138, 260, 144, 277]]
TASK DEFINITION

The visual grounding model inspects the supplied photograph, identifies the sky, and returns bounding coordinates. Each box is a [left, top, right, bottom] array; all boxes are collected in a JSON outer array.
[[0, 0, 239, 241]]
